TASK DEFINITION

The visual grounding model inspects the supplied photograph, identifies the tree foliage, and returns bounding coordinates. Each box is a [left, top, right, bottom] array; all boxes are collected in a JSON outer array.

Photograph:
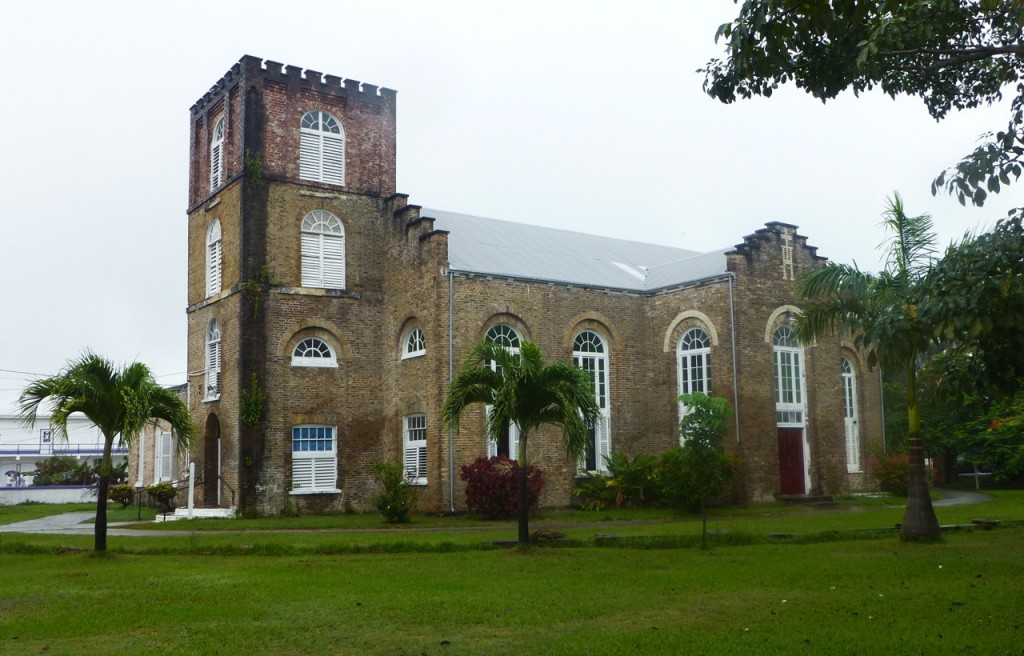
[[442, 339, 599, 545], [795, 195, 941, 541], [18, 352, 195, 551], [702, 1, 1024, 206]]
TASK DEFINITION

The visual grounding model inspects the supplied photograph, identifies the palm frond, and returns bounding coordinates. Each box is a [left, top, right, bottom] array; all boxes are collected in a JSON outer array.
[[879, 192, 936, 279]]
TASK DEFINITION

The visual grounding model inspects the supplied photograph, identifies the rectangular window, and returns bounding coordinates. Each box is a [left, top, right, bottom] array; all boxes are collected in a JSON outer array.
[[291, 425, 339, 494], [154, 431, 175, 482], [403, 414, 427, 485]]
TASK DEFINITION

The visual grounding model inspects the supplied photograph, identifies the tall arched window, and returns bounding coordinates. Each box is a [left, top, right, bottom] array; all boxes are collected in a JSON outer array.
[[677, 327, 712, 425], [484, 324, 521, 460], [301, 210, 345, 289], [773, 324, 804, 425], [842, 357, 861, 472], [206, 219, 222, 298], [573, 330, 610, 473], [210, 116, 225, 192], [205, 319, 221, 401], [300, 110, 345, 185]]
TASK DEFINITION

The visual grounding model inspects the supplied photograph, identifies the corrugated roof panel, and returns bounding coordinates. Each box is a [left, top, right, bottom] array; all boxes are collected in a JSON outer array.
[[426, 209, 728, 291]]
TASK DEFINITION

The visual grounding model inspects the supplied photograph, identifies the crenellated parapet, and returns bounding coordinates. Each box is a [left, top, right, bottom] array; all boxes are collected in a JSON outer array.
[[191, 55, 396, 114]]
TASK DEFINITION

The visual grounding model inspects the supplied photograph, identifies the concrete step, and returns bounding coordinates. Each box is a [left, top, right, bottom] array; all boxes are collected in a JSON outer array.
[[155, 507, 236, 522]]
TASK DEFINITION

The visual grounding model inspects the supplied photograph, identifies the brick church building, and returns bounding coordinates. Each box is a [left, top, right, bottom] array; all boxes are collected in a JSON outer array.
[[183, 56, 882, 516]]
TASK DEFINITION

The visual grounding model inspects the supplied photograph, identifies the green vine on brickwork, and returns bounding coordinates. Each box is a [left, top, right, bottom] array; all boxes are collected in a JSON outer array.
[[244, 148, 263, 188], [242, 258, 270, 317], [240, 372, 266, 426]]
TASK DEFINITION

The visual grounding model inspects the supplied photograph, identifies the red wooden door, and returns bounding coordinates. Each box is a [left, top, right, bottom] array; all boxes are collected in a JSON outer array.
[[777, 428, 805, 495]]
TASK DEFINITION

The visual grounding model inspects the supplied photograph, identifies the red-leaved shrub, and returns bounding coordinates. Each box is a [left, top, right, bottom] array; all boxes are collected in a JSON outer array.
[[460, 455, 544, 519]]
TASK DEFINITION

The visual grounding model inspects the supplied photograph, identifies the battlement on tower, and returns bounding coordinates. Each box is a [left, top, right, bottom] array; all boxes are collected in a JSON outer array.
[[191, 55, 396, 114]]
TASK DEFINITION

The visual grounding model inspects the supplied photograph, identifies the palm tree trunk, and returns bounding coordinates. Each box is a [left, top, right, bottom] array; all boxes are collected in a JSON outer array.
[[517, 431, 530, 545], [94, 435, 114, 552], [900, 361, 941, 541]]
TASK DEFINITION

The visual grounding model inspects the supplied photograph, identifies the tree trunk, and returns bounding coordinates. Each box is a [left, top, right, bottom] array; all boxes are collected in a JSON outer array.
[[517, 431, 530, 545], [94, 434, 114, 552], [900, 362, 941, 542]]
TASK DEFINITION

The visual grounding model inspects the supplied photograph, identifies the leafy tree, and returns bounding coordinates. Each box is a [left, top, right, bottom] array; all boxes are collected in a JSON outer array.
[[795, 195, 941, 541], [702, 1, 1024, 207], [664, 393, 736, 550], [18, 352, 195, 551], [442, 339, 599, 545]]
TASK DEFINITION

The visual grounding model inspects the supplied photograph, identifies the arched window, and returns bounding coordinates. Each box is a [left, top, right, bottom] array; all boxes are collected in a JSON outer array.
[[402, 327, 426, 359], [210, 116, 225, 192], [842, 357, 861, 472], [205, 319, 221, 401], [573, 330, 610, 472], [773, 324, 803, 425], [206, 219, 222, 298], [300, 110, 345, 185], [484, 323, 521, 460], [301, 210, 345, 289], [677, 327, 712, 425], [292, 337, 337, 368]]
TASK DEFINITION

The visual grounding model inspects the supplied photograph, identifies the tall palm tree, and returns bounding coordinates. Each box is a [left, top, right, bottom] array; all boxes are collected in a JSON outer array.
[[19, 352, 195, 551], [443, 339, 599, 545], [796, 193, 941, 541]]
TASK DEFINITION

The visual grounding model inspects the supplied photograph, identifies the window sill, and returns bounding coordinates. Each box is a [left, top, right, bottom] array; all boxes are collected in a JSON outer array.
[[289, 488, 342, 496], [401, 351, 426, 361], [408, 478, 427, 486], [203, 396, 220, 404]]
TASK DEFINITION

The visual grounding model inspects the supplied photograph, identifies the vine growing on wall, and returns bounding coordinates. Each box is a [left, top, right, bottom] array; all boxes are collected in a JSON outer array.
[[242, 258, 269, 317], [244, 148, 263, 188], [240, 372, 266, 426]]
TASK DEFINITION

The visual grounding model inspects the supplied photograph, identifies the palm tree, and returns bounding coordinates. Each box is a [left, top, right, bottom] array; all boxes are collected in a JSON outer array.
[[796, 193, 941, 541], [18, 352, 195, 551], [443, 339, 599, 545]]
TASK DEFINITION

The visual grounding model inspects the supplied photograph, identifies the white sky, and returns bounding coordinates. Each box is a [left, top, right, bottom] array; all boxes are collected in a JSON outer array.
[[1, 1, 1020, 411]]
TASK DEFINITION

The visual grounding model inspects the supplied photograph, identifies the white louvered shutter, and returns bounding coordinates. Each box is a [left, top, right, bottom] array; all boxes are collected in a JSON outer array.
[[321, 234, 345, 288], [292, 458, 313, 490], [299, 131, 319, 181], [206, 238, 222, 297], [312, 456, 336, 489], [321, 134, 345, 185], [509, 424, 520, 462], [207, 340, 220, 396], [596, 417, 610, 473], [301, 232, 321, 286]]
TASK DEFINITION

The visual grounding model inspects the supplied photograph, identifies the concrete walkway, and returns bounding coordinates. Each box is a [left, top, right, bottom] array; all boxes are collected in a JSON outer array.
[[0, 488, 997, 536]]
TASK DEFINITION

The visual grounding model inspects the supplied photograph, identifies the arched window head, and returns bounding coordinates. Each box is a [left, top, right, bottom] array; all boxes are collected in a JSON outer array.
[[205, 319, 221, 401], [485, 324, 521, 351], [292, 337, 337, 368], [210, 116, 225, 192], [773, 324, 799, 347], [205, 219, 222, 298], [301, 210, 345, 289], [300, 110, 345, 185], [680, 327, 710, 351], [403, 327, 426, 359], [573, 330, 605, 354]]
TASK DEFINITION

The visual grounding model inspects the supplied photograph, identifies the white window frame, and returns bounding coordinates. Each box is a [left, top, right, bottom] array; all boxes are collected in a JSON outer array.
[[291, 337, 338, 368], [291, 425, 340, 494], [210, 115, 225, 192], [206, 219, 222, 298], [403, 414, 427, 485], [773, 325, 805, 426], [402, 327, 426, 360], [204, 319, 221, 401], [300, 209, 345, 289], [484, 324, 521, 460], [573, 330, 610, 473], [677, 327, 712, 426], [299, 110, 345, 185], [842, 357, 862, 473], [154, 431, 175, 482]]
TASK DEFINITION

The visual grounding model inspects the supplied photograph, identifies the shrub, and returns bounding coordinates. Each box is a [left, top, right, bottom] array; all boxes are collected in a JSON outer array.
[[108, 483, 135, 509], [460, 455, 543, 519], [29, 456, 96, 486], [573, 473, 615, 510], [657, 447, 702, 512], [605, 452, 660, 507], [372, 461, 417, 524], [870, 451, 911, 496], [146, 482, 178, 511]]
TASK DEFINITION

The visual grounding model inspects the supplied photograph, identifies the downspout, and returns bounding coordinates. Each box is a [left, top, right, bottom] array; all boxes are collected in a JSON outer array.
[[448, 268, 456, 514], [728, 273, 741, 443]]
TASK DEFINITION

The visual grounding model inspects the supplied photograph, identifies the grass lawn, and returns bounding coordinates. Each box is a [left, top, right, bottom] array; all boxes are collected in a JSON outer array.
[[1, 490, 1023, 654]]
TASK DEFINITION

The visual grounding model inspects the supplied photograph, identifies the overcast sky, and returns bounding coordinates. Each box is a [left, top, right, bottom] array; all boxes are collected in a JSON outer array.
[[1, 1, 1020, 412]]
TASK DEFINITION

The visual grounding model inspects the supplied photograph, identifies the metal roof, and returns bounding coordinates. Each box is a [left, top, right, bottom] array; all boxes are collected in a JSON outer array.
[[425, 209, 730, 292]]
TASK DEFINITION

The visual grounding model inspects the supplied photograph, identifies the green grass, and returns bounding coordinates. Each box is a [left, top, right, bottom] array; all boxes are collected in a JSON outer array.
[[1, 527, 1021, 655]]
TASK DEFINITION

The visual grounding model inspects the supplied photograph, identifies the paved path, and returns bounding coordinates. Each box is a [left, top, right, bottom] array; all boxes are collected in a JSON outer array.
[[0, 488, 997, 536]]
